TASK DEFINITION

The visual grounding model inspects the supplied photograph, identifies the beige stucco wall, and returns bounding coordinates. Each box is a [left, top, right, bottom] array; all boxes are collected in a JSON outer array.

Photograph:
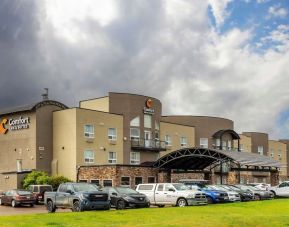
[[53, 109, 77, 181], [234, 134, 252, 152], [53, 108, 123, 181], [0, 112, 36, 173], [269, 140, 287, 177], [160, 121, 195, 157], [80, 97, 109, 112], [75, 108, 124, 166]]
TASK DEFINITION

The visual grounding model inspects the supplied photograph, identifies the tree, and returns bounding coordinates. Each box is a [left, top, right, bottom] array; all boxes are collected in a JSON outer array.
[[22, 171, 49, 189], [22, 171, 72, 190]]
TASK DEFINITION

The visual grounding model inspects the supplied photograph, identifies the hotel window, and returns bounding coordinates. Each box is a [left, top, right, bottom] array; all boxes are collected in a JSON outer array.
[[84, 150, 94, 163], [148, 177, 155, 183], [165, 135, 172, 146], [180, 137, 187, 148], [121, 177, 130, 186], [84, 125, 94, 138], [215, 139, 220, 148], [130, 128, 140, 141], [227, 141, 232, 150], [155, 121, 160, 130], [108, 151, 117, 164], [103, 180, 112, 187], [144, 114, 152, 128], [135, 177, 143, 186], [130, 152, 140, 164], [270, 148, 274, 157], [79, 179, 88, 183], [200, 138, 208, 148], [108, 128, 117, 140], [90, 179, 100, 186], [257, 146, 264, 155], [222, 141, 227, 150], [130, 116, 140, 127]]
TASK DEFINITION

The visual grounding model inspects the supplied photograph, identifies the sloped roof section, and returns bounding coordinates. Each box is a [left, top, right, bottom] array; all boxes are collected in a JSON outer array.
[[153, 147, 282, 170], [0, 100, 68, 116]]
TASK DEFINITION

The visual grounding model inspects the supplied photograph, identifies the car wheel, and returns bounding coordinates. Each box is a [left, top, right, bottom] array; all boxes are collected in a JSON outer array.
[[116, 200, 126, 210], [30, 203, 34, 207], [47, 200, 56, 213], [255, 194, 261, 201], [72, 200, 82, 212], [157, 204, 165, 208], [145, 202, 150, 208], [177, 198, 187, 207], [270, 191, 276, 198], [11, 200, 17, 208], [206, 197, 213, 204]]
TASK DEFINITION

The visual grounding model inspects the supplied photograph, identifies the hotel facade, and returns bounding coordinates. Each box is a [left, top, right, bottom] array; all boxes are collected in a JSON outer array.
[[0, 92, 287, 190]]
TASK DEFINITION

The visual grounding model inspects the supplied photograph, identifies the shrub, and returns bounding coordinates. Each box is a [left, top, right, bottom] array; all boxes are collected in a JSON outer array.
[[49, 176, 72, 190], [23, 171, 49, 189]]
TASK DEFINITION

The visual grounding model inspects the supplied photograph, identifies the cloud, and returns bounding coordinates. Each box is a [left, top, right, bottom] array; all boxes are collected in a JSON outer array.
[[0, 0, 289, 140], [268, 4, 287, 18], [208, 0, 232, 28]]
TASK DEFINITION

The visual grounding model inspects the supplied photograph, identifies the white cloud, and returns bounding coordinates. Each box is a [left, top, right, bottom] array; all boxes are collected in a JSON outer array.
[[268, 4, 287, 18], [208, 0, 232, 28]]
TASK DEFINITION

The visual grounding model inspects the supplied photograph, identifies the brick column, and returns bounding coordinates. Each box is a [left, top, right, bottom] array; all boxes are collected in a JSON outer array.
[[204, 171, 215, 184], [270, 170, 279, 186], [227, 171, 238, 185], [158, 169, 171, 183]]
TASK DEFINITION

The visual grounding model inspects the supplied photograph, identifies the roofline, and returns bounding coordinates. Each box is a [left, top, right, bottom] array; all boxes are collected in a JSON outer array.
[[108, 92, 161, 103], [79, 96, 109, 107], [53, 107, 124, 117], [162, 115, 234, 122], [0, 100, 68, 116], [242, 132, 269, 135], [78, 164, 156, 168], [160, 121, 195, 128]]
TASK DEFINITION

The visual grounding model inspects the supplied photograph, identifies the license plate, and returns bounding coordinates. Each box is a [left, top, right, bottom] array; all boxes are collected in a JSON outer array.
[[26, 197, 30, 199], [225, 197, 229, 200]]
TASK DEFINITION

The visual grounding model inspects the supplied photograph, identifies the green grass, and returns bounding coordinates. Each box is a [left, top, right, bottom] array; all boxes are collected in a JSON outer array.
[[1, 199, 289, 227]]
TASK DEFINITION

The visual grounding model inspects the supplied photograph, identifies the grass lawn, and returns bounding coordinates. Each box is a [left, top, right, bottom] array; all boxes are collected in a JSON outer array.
[[1, 199, 289, 227]]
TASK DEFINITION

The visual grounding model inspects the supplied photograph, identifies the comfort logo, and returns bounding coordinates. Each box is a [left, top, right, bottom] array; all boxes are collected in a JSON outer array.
[[146, 99, 153, 108], [0, 119, 8, 134]]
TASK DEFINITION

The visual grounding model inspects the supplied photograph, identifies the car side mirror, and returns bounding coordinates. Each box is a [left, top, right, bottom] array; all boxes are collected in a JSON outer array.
[[66, 190, 73, 194], [168, 188, 175, 192], [111, 192, 118, 196]]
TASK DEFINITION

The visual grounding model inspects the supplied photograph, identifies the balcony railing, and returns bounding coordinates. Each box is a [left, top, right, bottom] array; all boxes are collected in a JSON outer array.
[[131, 139, 167, 152]]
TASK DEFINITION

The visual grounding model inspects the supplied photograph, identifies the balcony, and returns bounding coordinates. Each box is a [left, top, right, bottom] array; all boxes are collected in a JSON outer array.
[[131, 139, 167, 152]]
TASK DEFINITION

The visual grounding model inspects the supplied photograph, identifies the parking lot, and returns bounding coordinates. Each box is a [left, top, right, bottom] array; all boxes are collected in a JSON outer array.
[[0, 204, 70, 216]]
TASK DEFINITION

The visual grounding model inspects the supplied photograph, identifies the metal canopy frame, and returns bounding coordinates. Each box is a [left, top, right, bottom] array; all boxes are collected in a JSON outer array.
[[153, 147, 281, 171]]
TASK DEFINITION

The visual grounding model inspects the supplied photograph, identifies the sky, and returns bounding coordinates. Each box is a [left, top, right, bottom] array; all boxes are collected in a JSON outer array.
[[0, 0, 289, 139]]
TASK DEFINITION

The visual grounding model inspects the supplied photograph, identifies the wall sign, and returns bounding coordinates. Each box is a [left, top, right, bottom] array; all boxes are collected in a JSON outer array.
[[0, 116, 30, 134], [143, 98, 155, 115]]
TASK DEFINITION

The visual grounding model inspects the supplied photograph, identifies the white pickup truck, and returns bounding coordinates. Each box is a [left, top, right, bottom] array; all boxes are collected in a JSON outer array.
[[136, 183, 207, 207], [269, 181, 289, 197]]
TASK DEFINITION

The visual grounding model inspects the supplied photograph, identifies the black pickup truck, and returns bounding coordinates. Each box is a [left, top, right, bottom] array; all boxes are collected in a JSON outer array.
[[44, 183, 110, 212]]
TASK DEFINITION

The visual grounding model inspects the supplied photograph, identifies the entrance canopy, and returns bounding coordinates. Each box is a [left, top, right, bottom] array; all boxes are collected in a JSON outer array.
[[153, 147, 282, 170]]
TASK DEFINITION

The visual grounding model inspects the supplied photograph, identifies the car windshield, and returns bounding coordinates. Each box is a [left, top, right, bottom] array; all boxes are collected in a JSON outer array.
[[239, 185, 258, 191], [17, 190, 32, 196], [172, 184, 189, 191], [227, 185, 240, 190], [72, 184, 99, 192], [201, 185, 215, 190], [116, 187, 138, 194], [40, 186, 53, 193], [219, 185, 232, 190], [211, 185, 224, 191]]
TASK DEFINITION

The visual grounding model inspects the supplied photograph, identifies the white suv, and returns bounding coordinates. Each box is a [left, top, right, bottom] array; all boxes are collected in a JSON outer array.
[[269, 181, 289, 197]]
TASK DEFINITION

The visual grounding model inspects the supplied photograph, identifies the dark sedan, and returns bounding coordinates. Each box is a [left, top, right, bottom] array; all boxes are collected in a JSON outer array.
[[234, 184, 272, 200], [0, 189, 36, 207], [102, 187, 150, 209], [220, 185, 254, 201]]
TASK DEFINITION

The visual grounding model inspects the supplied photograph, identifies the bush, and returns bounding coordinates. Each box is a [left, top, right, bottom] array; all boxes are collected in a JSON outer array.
[[49, 175, 72, 190], [23, 171, 49, 189], [22, 171, 72, 190]]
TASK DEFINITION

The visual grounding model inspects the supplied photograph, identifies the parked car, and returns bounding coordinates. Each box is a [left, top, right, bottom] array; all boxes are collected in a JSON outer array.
[[0, 189, 36, 207], [102, 187, 150, 209], [179, 180, 229, 204], [234, 184, 272, 200], [44, 183, 110, 212], [220, 185, 254, 202], [28, 185, 53, 204], [248, 183, 271, 191], [136, 183, 207, 207], [210, 185, 241, 202], [269, 181, 289, 197]]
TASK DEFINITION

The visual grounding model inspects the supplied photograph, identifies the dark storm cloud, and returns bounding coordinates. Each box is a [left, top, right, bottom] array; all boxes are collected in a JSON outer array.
[[0, 0, 44, 109]]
